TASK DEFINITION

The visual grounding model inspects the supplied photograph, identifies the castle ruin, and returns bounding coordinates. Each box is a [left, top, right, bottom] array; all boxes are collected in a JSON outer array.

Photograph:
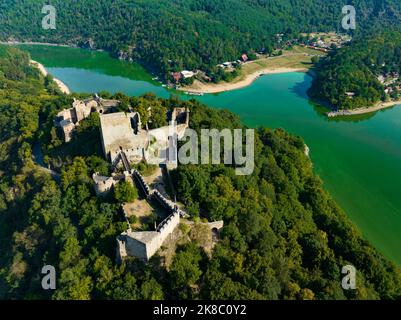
[[114, 168, 186, 262], [99, 107, 190, 166], [55, 94, 120, 142], [91, 111, 189, 262], [55, 96, 221, 262]]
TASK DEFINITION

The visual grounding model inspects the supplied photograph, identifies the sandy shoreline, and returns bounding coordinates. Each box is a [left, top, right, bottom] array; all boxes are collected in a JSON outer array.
[[179, 67, 308, 94], [1, 40, 70, 47], [30, 60, 71, 94], [327, 100, 401, 117]]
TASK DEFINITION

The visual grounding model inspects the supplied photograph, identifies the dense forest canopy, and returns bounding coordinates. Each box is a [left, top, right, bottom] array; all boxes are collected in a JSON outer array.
[[309, 31, 401, 110], [0, 47, 400, 300], [1, 0, 401, 78]]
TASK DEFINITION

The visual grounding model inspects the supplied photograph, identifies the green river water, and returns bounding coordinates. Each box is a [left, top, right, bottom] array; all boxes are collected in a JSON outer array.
[[20, 45, 401, 265]]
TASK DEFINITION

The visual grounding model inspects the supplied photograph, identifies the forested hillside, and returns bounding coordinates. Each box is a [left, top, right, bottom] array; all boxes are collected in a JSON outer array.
[[0, 47, 401, 300], [309, 31, 401, 110], [1, 0, 401, 79]]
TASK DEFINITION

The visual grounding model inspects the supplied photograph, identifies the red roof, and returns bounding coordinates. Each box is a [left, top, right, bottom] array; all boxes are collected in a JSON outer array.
[[241, 54, 248, 62], [172, 72, 182, 82]]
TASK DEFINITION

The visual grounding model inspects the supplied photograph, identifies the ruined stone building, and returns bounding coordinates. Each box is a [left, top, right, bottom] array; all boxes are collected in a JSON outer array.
[[93, 173, 119, 196], [116, 188, 224, 261], [117, 210, 181, 261], [91, 157, 185, 262], [92, 172, 129, 196], [87, 102, 193, 262], [99, 112, 145, 164], [55, 94, 120, 142], [99, 107, 190, 166], [116, 180, 186, 262], [102, 169, 185, 261]]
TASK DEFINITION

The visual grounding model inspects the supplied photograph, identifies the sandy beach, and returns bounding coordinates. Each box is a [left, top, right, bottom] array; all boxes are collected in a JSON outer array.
[[30, 60, 71, 94], [178, 67, 308, 94], [327, 99, 401, 117]]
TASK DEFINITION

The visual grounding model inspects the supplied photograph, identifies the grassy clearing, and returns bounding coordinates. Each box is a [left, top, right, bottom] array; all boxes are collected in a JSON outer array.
[[237, 46, 326, 80], [181, 46, 327, 93]]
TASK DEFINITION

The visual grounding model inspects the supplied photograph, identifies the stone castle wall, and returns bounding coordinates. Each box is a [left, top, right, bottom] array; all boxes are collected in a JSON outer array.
[[56, 96, 120, 143], [118, 211, 180, 261], [93, 173, 119, 196], [132, 169, 151, 197]]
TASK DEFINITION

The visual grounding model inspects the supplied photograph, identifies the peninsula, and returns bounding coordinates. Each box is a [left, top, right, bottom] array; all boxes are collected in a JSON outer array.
[[327, 99, 401, 117], [310, 31, 401, 118]]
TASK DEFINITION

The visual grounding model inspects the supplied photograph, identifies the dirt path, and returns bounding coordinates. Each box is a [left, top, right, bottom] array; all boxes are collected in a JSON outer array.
[[32, 142, 60, 181]]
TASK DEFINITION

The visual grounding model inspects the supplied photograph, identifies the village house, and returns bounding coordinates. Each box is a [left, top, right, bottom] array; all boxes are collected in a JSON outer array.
[[180, 70, 195, 79], [171, 72, 182, 82]]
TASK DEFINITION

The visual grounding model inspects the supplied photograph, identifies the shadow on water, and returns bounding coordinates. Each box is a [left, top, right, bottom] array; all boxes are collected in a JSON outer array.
[[289, 72, 311, 100], [289, 73, 333, 121]]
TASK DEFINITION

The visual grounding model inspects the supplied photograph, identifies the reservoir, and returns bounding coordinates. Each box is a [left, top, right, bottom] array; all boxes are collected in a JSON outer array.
[[20, 45, 401, 265]]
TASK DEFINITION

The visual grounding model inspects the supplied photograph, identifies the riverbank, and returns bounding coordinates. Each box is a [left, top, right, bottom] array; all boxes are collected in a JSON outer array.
[[179, 67, 308, 94], [30, 60, 71, 94], [178, 46, 323, 94], [327, 99, 401, 117]]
